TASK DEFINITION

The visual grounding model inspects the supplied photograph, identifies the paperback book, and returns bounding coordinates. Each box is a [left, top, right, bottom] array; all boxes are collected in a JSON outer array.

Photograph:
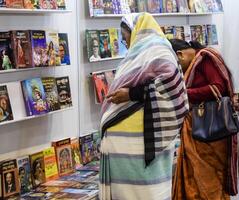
[[86, 30, 101, 62], [108, 28, 119, 58], [0, 85, 13, 123], [99, 30, 112, 59], [5, 0, 24, 8], [58, 33, 70, 65], [79, 134, 95, 165], [46, 31, 61, 66]]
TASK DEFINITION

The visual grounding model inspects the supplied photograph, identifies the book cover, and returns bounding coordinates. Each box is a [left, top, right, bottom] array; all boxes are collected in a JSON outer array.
[[56, 0, 65, 9], [176, 0, 189, 12], [99, 30, 112, 59], [71, 138, 82, 170], [127, 0, 138, 12], [77, 160, 100, 171], [34, 185, 63, 193], [42, 180, 76, 187], [164, 26, 175, 39], [174, 26, 185, 40], [43, 147, 59, 182], [204, 0, 213, 12], [201, 24, 207, 45], [52, 138, 74, 176], [46, 32, 61, 66], [55, 76, 72, 109], [6, 0, 24, 8], [118, 29, 127, 57], [17, 156, 33, 194], [108, 28, 119, 58], [0, 0, 6, 7], [147, 0, 160, 13], [206, 24, 218, 45], [112, 0, 119, 14], [1, 160, 20, 198], [91, 0, 104, 16], [39, 0, 58, 9], [79, 134, 95, 165], [92, 72, 108, 104], [23, 0, 34, 9], [120, 0, 131, 14], [58, 33, 70, 65], [188, 0, 196, 12], [11, 30, 32, 68], [136, 0, 146, 12], [184, 25, 191, 42], [163, 0, 177, 12], [190, 25, 204, 44], [194, 0, 204, 13], [104, 69, 116, 86], [30, 30, 48, 67], [103, 0, 113, 14], [86, 30, 101, 62], [211, 0, 223, 12], [0, 85, 13, 123], [29, 152, 46, 188], [0, 32, 14, 70], [92, 131, 101, 160], [21, 78, 49, 116], [41, 77, 60, 112], [116, 0, 122, 14]]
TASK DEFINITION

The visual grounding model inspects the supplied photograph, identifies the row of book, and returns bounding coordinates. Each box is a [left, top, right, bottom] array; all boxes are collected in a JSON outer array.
[[0, 134, 100, 199], [0, 76, 72, 124], [89, 0, 223, 16], [86, 28, 127, 62], [0, 0, 66, 10], [0, 30, 70, 71], [86, 24, 218, 63]]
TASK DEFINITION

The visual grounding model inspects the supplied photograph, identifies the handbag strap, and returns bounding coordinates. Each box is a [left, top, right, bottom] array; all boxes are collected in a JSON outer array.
[[209, 85, 221, 102]]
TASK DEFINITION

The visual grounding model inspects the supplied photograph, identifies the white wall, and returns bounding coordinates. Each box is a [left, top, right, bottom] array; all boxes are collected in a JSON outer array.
[[0, 0, 79, 160]]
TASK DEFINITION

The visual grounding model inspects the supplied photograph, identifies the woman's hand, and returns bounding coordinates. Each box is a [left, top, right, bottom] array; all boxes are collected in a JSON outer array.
[[106, 88, 130, 104]]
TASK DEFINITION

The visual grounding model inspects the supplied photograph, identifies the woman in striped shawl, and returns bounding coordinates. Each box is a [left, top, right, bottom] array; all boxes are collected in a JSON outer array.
[[99, 13, 189, 200]]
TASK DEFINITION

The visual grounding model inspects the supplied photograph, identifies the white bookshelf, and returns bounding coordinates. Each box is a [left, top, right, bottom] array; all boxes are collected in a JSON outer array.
[[90, 56, 124, 63], [0, 8, 72, 14], [0, 107, 73, 126], [92, 12, 223, 18]]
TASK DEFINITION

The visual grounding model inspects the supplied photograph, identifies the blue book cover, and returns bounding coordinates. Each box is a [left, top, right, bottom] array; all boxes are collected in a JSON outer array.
[[30, 30, 48, 67], [21, 78, 49, 116], [206, 24, 218, 45], [58, 33, 71, 65], [17, 156, 33, 194], [117, 29, 127, 57]]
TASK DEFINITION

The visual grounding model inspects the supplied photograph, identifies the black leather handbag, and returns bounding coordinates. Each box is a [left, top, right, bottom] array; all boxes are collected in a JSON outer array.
[[192, 85, 239, 142]]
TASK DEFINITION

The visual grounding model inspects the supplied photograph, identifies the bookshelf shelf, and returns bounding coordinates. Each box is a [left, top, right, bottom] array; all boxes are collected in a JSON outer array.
[[0, 107, 73, 126], [0, 8, 72, 14], [90, 56, 124, 63], [92, 12, 223, 18]]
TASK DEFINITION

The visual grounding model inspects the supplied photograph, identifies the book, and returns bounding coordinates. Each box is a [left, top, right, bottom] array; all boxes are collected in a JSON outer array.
[[176, 0, 189, 12], [46, 31, 61, 66], [190, 25, 206, 45], [0, 0, 6, 7], [41, 77, 60, 112], [0, 32, 14, 70], [11, 30, 32, 68], [0, 85, 13, 123], [0, 160, 20, 198], [103, 0, 113, 14], [206, 24, 218, 45], [193, 0, 204, 13], [71, 138, 83, 170], [184, 25, 192, 42], [126, 0, 138, 12], [6, 0, 24, 8], [86, 30, 101, 62], [56, 0, 65, 9], [99, 30, 112, 59], [204, 0, 213, 12], [30, 30, 48, 67], [39, 0, 58, 9], [21, 78, 49, 116], [104, 69, 116, 86], [79, 135, 95, 165], [120, 0, 131, 14], [90, 0, 104, 16], [58, 33, 70, 65], [55, 76, 72, 109], [29, 152, 46, 188], [147, 0, 160, 13], [136, 0, 147, 12], [52, 138, 74, 176], [174, 26, 185, 40], [16, 156, 33, 194], [108, 28, 119, 58], [92, 72, 108, 104], [77, 160, 100, 172], [42, 180, 76, 187], [43, 147, 59, 182], [23, 0, 34, 9], [211, 0, 223, 12], [163, 0, 177, 12], [59, 171, 97, 182], [188, 0, 196, 12], [164, 26, 175, 39], [92, 131, 101, 160], [118, 29, 127, 57]]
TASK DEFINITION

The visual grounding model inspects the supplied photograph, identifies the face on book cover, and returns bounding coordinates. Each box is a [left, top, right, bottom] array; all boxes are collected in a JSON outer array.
[[166, 0, 173, 12], [4, 172, 16, 194]]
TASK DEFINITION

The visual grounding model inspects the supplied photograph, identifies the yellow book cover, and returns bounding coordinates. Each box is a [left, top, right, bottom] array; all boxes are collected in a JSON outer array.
[[43, 147, 59, 182], [108, 28, 119, 58]]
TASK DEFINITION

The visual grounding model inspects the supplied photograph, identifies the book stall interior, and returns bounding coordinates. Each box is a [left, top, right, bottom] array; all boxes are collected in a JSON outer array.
[[0, 0, 238, 199]]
